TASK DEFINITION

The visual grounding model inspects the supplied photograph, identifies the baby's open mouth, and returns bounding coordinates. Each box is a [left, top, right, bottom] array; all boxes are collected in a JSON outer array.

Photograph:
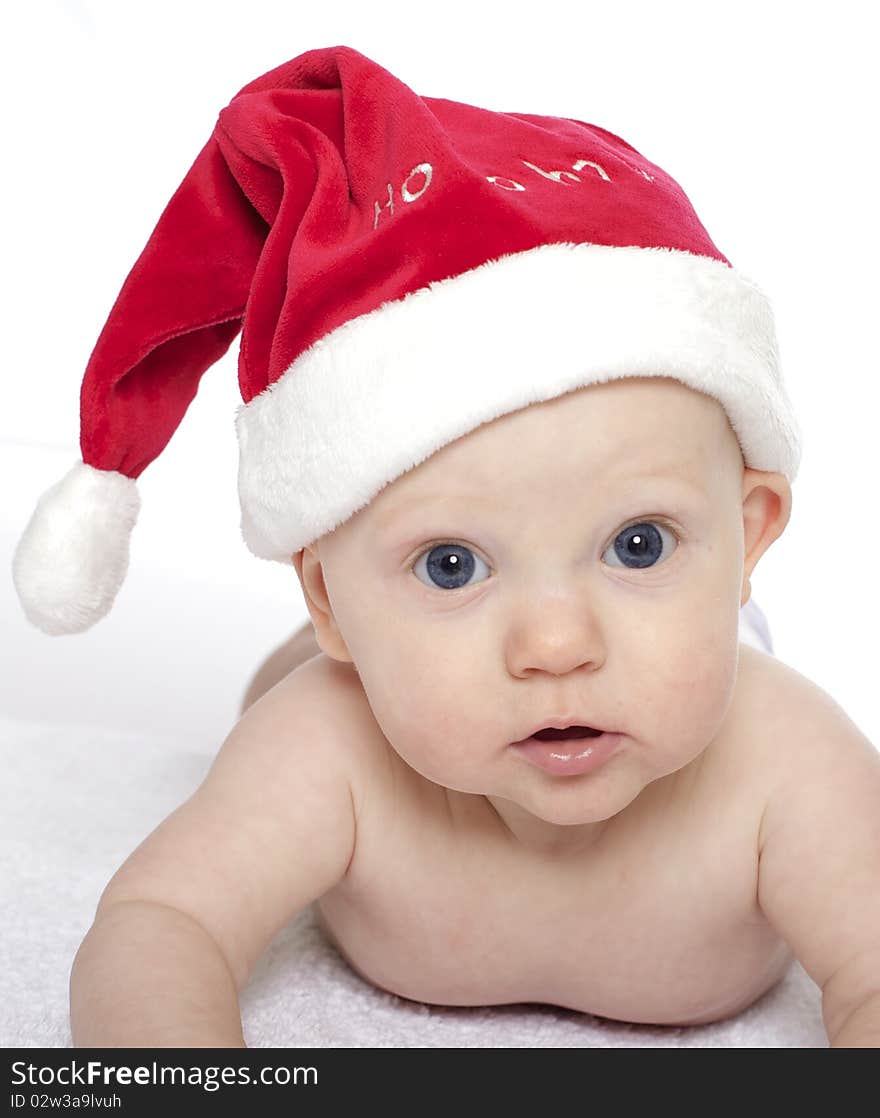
[[510, 725, 623, 776], [531, 725, 602, 741]]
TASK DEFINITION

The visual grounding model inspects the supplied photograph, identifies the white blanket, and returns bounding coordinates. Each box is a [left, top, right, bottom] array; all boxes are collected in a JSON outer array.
[[0, 715, 826, 1048]]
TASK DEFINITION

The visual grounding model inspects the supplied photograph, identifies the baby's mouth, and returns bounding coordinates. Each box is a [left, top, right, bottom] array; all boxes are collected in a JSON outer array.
[[530, 725, 603, 741], [509, 725, 623, 776]]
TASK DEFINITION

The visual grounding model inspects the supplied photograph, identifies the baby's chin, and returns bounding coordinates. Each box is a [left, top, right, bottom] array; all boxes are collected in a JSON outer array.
[[492, 744, 703, 828], [501, 775, 649, 828], [432, 760, 652, 829]]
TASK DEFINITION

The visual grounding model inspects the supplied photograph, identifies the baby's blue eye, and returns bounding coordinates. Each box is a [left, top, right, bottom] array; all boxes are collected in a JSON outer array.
[[603, 521, 677, 570], [413, 543, 491, 590]]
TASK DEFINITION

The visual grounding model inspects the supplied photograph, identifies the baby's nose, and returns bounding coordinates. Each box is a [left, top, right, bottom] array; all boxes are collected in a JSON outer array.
[[506, 608, 605, 678]]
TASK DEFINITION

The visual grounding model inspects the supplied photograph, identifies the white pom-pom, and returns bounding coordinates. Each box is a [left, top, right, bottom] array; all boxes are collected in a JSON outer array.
[[12, 462, 141, 635]]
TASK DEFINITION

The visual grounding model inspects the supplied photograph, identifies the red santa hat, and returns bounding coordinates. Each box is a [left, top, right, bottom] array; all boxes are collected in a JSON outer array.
[[13, 44, 802, 635]]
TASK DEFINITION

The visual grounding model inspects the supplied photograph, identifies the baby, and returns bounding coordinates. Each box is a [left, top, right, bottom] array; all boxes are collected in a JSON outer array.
[[13, 46, 880, 1047]]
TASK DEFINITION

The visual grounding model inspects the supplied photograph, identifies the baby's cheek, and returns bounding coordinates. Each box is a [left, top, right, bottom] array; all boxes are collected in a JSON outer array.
[[656, 641, 738, 754], [362, 666, 483, 779], [354, 658, 437, 736]]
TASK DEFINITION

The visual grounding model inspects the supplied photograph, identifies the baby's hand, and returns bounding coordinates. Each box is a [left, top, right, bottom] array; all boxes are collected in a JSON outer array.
[[70, 655, 368, 1047], [755, 663, 880, 1047]]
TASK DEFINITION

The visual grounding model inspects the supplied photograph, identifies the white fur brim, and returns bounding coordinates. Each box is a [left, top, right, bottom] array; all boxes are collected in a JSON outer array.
[[236, 241, 802, 560], [12, 462, 140, 635]]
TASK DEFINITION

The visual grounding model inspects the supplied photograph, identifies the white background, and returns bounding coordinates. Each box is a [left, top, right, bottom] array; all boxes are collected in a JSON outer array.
[[2, 0, 877, 750]]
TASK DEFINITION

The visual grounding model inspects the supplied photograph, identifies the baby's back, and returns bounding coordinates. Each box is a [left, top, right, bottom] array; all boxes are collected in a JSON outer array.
[[309, 644, 794, 1026]]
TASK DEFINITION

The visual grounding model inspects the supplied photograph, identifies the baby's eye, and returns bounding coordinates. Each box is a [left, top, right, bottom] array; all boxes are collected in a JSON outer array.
[[602, 520, 678, 570], [412, 543, 491, 591]]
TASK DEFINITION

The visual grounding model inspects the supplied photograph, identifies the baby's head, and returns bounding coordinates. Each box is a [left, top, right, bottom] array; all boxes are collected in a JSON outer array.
[[12, 39, 803, 821], [293, 375, 790, 841]]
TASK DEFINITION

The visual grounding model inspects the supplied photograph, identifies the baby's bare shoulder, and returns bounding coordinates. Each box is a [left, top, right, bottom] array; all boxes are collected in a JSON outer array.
[[694, 645, 819, 801], [693, 644, 869, 845], [733, 641, 817, 717], [239, 652, 385, 768], [266, 653, 396, 806], [732, 643, 874, 782]]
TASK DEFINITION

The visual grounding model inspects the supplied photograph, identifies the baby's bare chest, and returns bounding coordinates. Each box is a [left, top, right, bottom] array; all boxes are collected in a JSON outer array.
[[314, 773, 793, 1026]]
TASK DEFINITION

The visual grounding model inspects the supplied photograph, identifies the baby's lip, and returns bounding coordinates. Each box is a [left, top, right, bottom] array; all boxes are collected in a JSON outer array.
[[511, 719, 609, 746]]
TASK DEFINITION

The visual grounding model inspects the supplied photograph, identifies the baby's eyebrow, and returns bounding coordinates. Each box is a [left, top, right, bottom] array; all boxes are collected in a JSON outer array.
[[613, 471, 709, 497], [370, 493, 492, 533], [372, 473, 707, 534]]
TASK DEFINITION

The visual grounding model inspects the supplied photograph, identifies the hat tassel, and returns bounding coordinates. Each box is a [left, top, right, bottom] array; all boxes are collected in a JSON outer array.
[[12, 462, 140, 635]]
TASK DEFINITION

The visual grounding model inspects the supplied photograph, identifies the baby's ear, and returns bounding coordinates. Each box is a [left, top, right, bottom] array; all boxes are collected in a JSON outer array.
[[741, 470, 792, 587], [290, 547, 354, 664]]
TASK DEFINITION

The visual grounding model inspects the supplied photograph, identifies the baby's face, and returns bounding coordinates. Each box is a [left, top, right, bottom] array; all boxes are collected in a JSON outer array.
[[299, 377, 783, 849]]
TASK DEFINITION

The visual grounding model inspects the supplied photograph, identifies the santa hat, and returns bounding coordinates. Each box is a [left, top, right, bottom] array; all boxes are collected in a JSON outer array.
[[13, 44, 802, 635]]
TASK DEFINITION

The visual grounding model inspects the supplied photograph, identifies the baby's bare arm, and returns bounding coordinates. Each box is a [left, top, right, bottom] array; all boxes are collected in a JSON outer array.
[[755, 660, 880, 1046], [70, 654, 367, 1048], [71, 901, 245, 1047]]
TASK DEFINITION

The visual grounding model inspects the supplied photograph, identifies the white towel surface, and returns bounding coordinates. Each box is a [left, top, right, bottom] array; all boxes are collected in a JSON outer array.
[[0, 714, 826, 1048]]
